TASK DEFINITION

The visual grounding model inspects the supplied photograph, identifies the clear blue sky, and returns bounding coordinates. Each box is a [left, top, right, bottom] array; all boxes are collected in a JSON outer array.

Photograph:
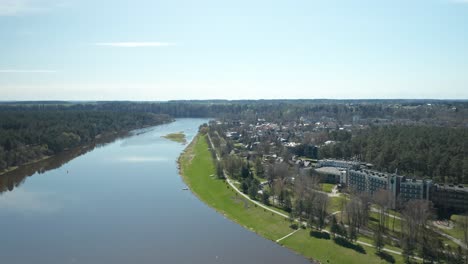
[[1, 0, 467, 100]]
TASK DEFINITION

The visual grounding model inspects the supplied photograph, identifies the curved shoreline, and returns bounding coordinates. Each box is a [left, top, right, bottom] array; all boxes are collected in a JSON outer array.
[[178, 133, 408, 264], [178, 133, 314, 263], [0, 121, 174, 193]]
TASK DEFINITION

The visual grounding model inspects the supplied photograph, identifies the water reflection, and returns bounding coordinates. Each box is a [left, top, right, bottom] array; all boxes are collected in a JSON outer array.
[[0, 189, 62, 213], [115, 156, 170, 163], [0, 119, 309, 264], [0, 131, 131, 194]]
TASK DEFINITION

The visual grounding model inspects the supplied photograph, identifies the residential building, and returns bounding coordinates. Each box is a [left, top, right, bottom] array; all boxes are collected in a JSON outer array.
[[431, 184, 468, 214]]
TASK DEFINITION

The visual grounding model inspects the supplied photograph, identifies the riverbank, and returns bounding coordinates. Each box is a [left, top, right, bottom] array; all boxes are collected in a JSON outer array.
[[0, 111, 173, 178], [0, 119, 174, 178], [0, 156, 52, 176], [179, 133, 405, 264]]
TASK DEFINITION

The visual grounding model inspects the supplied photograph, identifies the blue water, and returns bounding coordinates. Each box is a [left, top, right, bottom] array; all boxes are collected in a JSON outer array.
[[0, 118, 309, 264]]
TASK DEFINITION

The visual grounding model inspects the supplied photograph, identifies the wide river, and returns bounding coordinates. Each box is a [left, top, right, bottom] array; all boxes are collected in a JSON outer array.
[[0, 118, 309, 264]]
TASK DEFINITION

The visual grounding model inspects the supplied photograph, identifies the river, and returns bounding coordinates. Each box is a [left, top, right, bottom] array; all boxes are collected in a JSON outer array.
[[0, 118, 309, 264]]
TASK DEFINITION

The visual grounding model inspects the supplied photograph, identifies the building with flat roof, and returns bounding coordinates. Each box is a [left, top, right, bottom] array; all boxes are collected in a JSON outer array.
[[317, 159, 432, 209], [346, 169, 432, 208], [430, 184, 468, 215], [318, 159, 466, 214], [317, 159, 360, 169]]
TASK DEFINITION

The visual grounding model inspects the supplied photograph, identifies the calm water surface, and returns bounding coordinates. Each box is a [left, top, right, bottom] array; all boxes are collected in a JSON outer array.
[[0, 119, 309, 264]]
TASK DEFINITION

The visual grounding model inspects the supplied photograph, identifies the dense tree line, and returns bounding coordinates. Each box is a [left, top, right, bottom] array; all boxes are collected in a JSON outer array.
[[0, 111, 171, 172], [319, 125, 468, 183], [2, 100, 467, 181], [2, 100, 467, 126]]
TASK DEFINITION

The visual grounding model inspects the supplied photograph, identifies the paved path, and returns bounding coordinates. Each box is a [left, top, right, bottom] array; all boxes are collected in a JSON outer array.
[[432, 226, 467, 249], [370, 207, 402, 220], [276, 229, 301, 243], [324, 184, 340, 197], [369, 207, 467, 249], [207, 134, 289, 218], [329, 211, 341, 216]]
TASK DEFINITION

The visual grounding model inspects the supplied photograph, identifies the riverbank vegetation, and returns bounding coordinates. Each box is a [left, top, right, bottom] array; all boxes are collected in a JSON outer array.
[[179, 132, 406, 263], [0, 111, 171, 174]]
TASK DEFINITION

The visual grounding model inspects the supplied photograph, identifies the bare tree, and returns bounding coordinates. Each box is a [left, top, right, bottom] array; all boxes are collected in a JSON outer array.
[[357, 193, 371, 229], [373, 227, 385, 253], [266, 162, 289, 184], [314, 192, 329, 230], [344, 193, 370, 239], [373, 189, 392, 233], [293, 172, 319, 198], [266, 163, 290, 205], [223, 154, 242, 178], [401, 199, 433, 261], [459, 214, 468, 263]]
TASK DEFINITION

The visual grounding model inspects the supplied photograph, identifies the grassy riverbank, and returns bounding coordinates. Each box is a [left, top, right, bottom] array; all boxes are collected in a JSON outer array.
[[179, 134, 405, 263]]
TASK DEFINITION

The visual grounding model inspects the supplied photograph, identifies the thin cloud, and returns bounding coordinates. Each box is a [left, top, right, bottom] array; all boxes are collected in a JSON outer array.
[[95, 42, 175, 48], [0, 0, 69, 16], [0, 69, 57, 73]]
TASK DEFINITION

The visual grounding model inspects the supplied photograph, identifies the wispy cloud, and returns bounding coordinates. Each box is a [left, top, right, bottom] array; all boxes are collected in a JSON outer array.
[[95, 42, 175, 48], [0, 69, 57, 73], [0, 0, 69, 16]]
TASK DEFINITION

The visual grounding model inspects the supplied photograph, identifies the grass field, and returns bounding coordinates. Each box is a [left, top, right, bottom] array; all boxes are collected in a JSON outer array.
[[179, 134, 293, 241], [328, 196, 346, 214], [441, 215, 468, 242], [321, 183, 336, 193], [368, 212, 403, 234], [162, 132, 187, 144], [179, 134, 407, 263], [281, 229, 404, 264]]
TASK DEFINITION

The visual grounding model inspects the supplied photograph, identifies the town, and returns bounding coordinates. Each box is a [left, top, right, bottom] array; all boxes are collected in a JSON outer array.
[[205, 115, 468, 263]]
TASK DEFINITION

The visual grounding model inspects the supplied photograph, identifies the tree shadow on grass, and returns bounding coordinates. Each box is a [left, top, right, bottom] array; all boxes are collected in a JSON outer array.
[[309, 230, 331, 240], [333, 237, 366, 254], [376, 251, 395, 263]]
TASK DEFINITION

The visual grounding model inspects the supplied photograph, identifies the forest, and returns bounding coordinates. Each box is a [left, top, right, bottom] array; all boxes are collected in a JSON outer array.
[[1, 100, 467, 183], [319, 126, 468, 184], [0, 110, 171, 172], [1, 100, 467, 127]]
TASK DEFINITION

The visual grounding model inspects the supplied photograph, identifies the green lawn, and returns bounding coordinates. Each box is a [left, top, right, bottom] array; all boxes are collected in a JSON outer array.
[[179, 134, 405, 263], [328, 196, 346, 214], [321, 183, 335, 193], [179, 134, 293, 240], [281, 229, 405, 264], [162, 132, 187, 144], [438, 215, 468, 242], [368, 211, 403, 234]]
